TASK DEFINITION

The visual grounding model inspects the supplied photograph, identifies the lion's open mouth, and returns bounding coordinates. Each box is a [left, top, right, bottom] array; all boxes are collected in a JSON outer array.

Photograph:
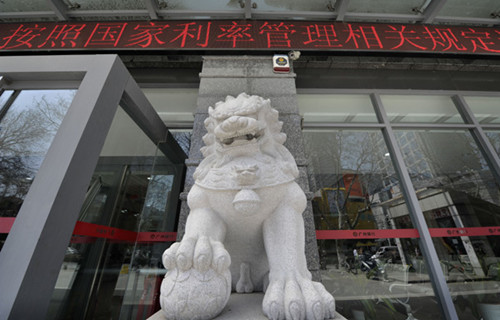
[[221, 132, 261, 146]]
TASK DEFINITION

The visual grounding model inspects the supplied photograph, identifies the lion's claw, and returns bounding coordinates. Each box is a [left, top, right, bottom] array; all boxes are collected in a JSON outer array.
[[269, 302, 284, 320], [162, 236, 230, 274], [264, 276, 335, 320]]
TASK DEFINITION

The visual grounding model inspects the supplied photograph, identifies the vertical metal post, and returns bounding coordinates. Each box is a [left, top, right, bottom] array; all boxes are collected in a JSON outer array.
[[370, 93, 459, 320], [0, 56, 130, 319]]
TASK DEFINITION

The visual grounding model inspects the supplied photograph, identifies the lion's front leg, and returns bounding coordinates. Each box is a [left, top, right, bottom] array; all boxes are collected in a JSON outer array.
[[162, 207, 230, 273], [262, 185, 335, 320], [160, 204, 232, 320]]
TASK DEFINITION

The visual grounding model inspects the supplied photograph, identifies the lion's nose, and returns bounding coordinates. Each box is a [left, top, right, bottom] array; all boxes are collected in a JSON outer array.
[[215, 116, 258, 138], [220, 116, 253, 132]]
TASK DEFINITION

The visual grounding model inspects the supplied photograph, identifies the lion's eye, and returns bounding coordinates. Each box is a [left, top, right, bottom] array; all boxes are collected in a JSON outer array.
[[222, 137, 234, 145], [246, 134, 254, 140]]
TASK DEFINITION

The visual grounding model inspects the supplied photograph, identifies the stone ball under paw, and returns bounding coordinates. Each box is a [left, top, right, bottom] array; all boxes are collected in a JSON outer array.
[[160, 268, 231, 320]]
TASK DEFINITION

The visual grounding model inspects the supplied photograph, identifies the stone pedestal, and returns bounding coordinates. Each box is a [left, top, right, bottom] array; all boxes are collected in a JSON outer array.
[[177, 55, 320, 279], [148, 293, 346, 320]]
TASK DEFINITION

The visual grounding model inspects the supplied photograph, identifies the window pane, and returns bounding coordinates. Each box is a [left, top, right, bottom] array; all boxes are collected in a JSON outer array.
[[0, 0, 51, 12], [304, 129, 442, 320], [135, 0, 239, 11], [395, 129, 500, 319], [440, 0, 500, 18], [253, 0, 330, 11], [0, 90, 15, 109], [298, 94, 378, 123], [465, 96, 500, 124], [71, 0, 145, 11], [0, 90, 75, 250], [382, 95, 463, 123], [486, 130, 500, 155], [143, 88, 198, 126], [348, 0, 423, 14]]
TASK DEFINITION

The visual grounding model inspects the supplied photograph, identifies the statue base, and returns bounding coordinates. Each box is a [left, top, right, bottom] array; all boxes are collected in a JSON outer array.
[[148, 293, 346, 320]]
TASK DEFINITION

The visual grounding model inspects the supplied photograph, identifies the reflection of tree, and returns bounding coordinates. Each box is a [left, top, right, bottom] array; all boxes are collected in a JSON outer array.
[[0, 156, 32, 216], [0, 92, 73, 217], [306, 130, 393, 268], [140, 175, 174, 232], [398, 131, 500, 206], [308, 131, 387, 227], [171, 131, 191, 156]]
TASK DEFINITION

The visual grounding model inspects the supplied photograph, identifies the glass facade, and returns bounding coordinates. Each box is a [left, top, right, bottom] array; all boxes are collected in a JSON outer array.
[[1, 56, 500, 320], [298, 92, 500, 320], [0, 90, 75, 250]]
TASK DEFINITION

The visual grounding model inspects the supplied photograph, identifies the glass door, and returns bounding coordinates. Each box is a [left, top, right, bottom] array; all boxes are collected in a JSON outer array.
[[46, 106, 187, 320]]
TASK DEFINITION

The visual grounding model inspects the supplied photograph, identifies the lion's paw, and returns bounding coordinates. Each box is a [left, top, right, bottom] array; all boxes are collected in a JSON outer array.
[[263, 276, 335, 320], [162, 236, 231, 273], [160, 237, 232, 320]]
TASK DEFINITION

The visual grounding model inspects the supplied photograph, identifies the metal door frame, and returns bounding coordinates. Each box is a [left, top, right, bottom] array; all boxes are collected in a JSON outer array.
[[0, 54, 185, 319]]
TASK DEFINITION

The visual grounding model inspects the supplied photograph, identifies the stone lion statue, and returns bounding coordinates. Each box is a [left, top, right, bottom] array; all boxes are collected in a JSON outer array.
[[160, 93, 335, 320]]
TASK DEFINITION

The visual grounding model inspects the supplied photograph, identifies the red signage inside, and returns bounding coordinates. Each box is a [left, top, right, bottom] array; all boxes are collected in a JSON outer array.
[[1, 20, 500, 55], [2, 218, 500, 244]]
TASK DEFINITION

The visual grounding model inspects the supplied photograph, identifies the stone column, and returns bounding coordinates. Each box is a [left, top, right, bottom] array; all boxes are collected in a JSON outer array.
[[178, 55, 320, 280]]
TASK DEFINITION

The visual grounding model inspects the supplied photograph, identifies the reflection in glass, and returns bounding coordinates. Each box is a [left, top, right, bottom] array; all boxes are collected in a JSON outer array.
[[0, 90, 15, 110], [170, 130, 192, 156], [305, 130, 401, 230], [440, 0, 500, 18], [253, 0, 329, 11], [143, 88, 198, 127], [0, 0, 51, 12], [298, 94, 378, 123], [304, 129, 442, 319], [0, 90, 74, 250], [347, 0, 422, 14], [395, 129, 500, 319], [465, 96, 500, 124], [122, 0, 240, 11], [71, 0, 145, 10], [47, 105, 185, 320], [381, 95, 463, 123]]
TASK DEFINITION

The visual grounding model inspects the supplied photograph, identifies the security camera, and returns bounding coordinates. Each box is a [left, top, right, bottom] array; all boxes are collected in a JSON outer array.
[[288, 50, 301, 61]]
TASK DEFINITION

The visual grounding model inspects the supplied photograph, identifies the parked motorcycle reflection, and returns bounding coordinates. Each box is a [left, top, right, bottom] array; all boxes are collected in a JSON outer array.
[[359, 252, 388, 281]]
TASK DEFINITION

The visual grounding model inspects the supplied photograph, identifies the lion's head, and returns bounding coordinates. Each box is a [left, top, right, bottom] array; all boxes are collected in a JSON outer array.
[[194, 93, 299, 190]]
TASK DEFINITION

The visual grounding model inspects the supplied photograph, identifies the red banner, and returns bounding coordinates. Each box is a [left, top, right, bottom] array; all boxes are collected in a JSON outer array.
[[73, 221, 137, 242], [0, 218, 177, 244], [2, 218, 500, 242], [316, 229, 419, 240], [136, 232, 178, 243], [316, 226, 500, 240], [0, 217, 14, 233], [1, 20, 500, 55]]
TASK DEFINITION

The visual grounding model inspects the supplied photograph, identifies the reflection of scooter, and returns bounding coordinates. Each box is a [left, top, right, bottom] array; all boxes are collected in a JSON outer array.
[[360, 254, 387, 280]]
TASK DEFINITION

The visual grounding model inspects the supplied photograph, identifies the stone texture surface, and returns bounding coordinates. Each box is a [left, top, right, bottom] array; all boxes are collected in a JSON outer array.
[[149, 293, 346, 320]]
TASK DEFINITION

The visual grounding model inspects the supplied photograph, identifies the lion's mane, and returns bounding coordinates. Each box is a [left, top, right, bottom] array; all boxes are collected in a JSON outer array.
[[193, 93, 299, 188]]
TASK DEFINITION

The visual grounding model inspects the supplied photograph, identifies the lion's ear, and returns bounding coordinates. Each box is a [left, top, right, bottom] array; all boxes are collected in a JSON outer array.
[[202, 133, 214, 145], [204, 117, 215, 131], [275, 132, 286, 145]]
